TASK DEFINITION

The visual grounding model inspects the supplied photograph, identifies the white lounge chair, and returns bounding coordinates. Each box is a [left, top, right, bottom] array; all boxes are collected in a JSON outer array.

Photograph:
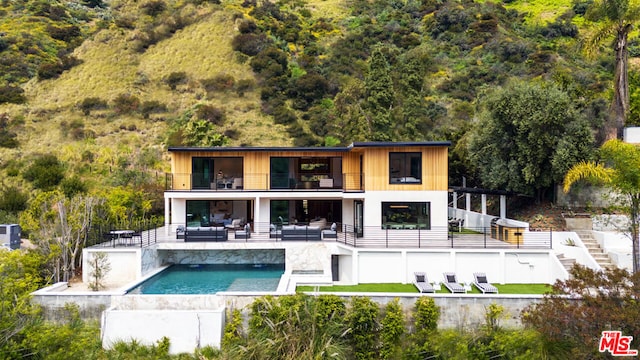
[[473, 272, 498, 294], [413, 272, 435, 293], [443, 272, 466, 293]]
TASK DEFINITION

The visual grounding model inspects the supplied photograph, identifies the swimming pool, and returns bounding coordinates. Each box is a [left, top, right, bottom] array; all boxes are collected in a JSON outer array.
[[127, 263, 285, 294]]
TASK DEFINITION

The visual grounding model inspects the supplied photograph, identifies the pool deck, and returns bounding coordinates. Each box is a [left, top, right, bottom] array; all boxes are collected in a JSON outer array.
[[100, 225, 538, 250]]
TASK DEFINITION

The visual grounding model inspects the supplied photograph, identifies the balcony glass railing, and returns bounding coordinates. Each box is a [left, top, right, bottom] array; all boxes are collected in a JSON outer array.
[[166, 172, 364, 191]]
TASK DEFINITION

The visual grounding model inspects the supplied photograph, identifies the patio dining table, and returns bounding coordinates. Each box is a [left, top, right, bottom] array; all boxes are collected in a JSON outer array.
[[110, 230, 135, 245]]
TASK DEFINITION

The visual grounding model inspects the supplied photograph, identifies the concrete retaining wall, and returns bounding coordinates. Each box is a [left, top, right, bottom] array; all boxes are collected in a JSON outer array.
[[102, 308, 225, 354], [31, 285, 114, 322]]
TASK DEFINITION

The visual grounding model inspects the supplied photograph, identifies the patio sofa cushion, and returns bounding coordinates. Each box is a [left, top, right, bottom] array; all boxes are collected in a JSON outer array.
[[281, 225, 321, 241], [322, 222, 337, 239]]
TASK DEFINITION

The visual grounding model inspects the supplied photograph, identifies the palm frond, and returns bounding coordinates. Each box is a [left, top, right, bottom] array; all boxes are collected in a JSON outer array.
[[582, 21, 618, 58], [563, 161, 615, 192]]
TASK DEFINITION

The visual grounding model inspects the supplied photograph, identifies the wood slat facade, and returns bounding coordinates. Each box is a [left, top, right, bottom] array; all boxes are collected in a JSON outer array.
[[169, 144, 448, 192]]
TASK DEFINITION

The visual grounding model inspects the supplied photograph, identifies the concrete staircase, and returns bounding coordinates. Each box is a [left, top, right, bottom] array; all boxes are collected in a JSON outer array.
[[556, 253, 576, 273], [575, 230, 615, 270]]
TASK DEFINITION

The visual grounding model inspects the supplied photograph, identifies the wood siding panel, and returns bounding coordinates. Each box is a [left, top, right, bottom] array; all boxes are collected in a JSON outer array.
[[361, 147, 448, 191], [169, 147, 447, 191], [171, 150, 348, 190]]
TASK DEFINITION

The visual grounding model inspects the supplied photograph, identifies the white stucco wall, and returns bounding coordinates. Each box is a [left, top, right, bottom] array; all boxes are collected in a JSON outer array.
[[102, 308, 224, 354], [82, 248, 141, 286], [352, 248, 557, 285]]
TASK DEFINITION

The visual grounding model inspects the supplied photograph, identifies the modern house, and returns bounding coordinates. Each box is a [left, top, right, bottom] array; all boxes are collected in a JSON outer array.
[[38, 141, 591, 354], [163, 141, 451, 243]]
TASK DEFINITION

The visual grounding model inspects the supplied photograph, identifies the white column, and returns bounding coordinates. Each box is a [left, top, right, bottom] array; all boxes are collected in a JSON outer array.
[[452, 191, 458, 209], [164, 197, 170, 235], [481, 194, 487, 215], [465, 193, 471, 211], [500, 195, 507, 219], [254, 196, 261, 232]]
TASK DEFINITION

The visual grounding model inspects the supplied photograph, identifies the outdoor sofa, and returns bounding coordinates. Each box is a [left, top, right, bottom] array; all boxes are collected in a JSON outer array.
[[281, 225, 321, 241], [184, 226, 228, 242]]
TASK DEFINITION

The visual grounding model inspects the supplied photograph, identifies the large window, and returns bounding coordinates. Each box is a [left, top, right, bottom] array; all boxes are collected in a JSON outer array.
[[389, 152, 422, 184], [192, 157, 243, 189], [270, 157, 342, 189], [382, 202, 430, 230]]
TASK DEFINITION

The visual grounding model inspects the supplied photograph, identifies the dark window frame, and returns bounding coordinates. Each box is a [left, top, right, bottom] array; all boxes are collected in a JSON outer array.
[[389, 152, 422, 184], [381, 202, 430, 230]]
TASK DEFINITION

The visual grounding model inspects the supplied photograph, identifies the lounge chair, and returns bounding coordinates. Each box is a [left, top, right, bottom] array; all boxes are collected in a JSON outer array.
[[473, 272, 498, 294], [413, 272, 435, 293], [442, 272, 466, 293]]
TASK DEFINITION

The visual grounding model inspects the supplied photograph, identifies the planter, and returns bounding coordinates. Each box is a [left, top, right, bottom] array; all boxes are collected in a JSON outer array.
[[562, 213, 592, 231]]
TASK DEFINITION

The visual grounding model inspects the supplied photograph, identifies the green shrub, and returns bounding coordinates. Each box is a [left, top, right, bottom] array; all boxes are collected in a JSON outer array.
[[380, 298, 405, 359], [347, 296, 380, 360], [140, 100, 168, 118], [60, 118, 87, 140], [23, 154, 66, 190], [195, 104, 225, 125], [201, 74, 235, 92], [112, 94, 141, 114], [232, 33, 270, 56], [78, 97, 108, 115], [164, 71, 188, 90], [0, 186, 28, 212], [222, 308, 244, 349], [60, 176, 88, 198], [237, 19, 258, 33], [0, 113, 18, 148], [37, 56, 81, 80], [140, 0, 167, 17], [234, 79, 255, 97], [0, 85, 26, 104]]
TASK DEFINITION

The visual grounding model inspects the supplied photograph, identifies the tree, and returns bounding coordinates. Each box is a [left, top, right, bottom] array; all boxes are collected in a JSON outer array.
[[365, 46, 394, 141], [183, 119, 228, 147], [332, 79, 369, 143], [584, 0, 640, 139], [21, 192, 103, 282], [88, 252, 111, 291], [469, 81, 595, 202], [564, 139, 640, 272], [0, 250, 44, 357], [380, 298, 405, 359], [347, 296, 380, 359], [522, 265, 640, 358]]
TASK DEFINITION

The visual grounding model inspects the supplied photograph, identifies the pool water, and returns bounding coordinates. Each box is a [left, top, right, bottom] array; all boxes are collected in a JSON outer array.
[[128, 264, 285, 294]]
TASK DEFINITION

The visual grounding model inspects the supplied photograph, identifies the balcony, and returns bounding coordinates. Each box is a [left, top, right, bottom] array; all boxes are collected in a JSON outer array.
[[165, 172, 364, 192]]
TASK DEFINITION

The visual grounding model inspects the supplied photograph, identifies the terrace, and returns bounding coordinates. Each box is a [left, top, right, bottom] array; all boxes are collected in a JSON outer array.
[[91, 224, 553, 250], [166, 172, 363, 191]]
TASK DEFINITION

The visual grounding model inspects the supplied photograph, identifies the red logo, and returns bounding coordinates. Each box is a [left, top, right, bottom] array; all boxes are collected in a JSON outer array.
[[599, 331, 638, 356]]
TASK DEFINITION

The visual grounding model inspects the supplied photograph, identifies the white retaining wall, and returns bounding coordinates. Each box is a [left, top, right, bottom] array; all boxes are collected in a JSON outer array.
[[82, 248, 141, 287], [102, 308, 224, 354], [348, 247, 562, 285]]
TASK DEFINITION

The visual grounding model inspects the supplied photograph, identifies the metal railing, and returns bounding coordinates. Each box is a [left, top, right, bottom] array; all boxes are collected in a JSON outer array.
[[333, 225, 553, 249], [90, 223, 159, 248], [167, 222, 552, 249], [165, 172, 364, 191]]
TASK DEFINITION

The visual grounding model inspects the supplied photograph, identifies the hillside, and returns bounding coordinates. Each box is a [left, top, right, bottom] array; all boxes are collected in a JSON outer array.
[[0, 0, 630, 218]]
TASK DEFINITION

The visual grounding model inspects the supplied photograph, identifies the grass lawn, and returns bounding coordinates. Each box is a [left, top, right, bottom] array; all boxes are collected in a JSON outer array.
[[297, 283, 552, 295]]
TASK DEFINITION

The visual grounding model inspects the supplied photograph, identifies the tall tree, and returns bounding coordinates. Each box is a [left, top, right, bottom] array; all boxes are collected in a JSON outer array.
[[584, 0, 640, 139], [365, 47, 394, 141], [20, 191, 103, 282], [564, 139, 640, 272], [469, 81, 594, 202]]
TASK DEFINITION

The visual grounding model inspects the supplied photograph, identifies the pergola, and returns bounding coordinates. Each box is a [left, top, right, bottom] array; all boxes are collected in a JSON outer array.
[[449, 186, 515, 219]]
